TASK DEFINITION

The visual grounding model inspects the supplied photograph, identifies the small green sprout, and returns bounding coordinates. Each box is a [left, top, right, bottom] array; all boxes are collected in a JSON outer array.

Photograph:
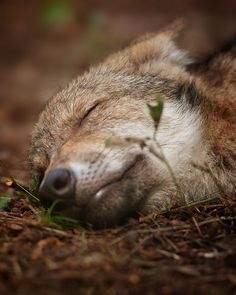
[[40, 200, 83, 230]]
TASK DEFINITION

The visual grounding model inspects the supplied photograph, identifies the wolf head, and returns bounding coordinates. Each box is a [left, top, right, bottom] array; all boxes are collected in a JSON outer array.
[[30, 23, 206, 227]]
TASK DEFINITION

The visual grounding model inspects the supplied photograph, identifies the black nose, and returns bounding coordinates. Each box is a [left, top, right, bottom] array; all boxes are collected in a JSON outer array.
[[39, 168, 76, 207]]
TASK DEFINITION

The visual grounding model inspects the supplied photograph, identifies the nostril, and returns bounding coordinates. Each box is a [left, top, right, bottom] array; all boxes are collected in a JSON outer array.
[[52, 169, 71, 191], [39, 168, 76, 204]]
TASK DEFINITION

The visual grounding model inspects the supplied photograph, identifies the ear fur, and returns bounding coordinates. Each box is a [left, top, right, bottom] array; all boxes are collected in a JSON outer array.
[[104, 19, 191, 72], [129, 19, 190, 67]]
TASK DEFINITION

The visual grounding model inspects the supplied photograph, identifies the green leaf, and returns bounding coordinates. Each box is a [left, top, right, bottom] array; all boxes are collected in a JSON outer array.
[[0, 195, 12, 210], [148, 97, 164, 126]]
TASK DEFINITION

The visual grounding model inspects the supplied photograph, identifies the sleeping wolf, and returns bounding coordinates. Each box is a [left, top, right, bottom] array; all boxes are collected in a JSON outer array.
[[30, 24, 236, 227]]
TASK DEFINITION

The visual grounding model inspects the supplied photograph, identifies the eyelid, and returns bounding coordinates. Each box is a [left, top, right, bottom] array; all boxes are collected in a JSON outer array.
[[78, 102, 100, 127]]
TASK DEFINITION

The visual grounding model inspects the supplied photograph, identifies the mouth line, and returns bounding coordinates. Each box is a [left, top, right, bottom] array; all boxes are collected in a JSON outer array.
[[50, 154, 144, 219], [90, 154, 144, 205], [70, 154, 144, 220]]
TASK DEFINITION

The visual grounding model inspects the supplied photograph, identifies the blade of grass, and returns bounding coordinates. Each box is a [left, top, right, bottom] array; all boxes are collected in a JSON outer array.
[[40, 200, 83, 230]]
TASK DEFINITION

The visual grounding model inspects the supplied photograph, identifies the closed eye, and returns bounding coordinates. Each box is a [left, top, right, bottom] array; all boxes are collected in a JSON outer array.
[[76, 102, 100, 127]]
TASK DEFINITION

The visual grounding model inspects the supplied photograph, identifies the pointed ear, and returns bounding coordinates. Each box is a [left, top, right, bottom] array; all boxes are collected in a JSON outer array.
[[129, 19, 190, 67], [104, 20, 190, 72], [131, 19, 185, 47]]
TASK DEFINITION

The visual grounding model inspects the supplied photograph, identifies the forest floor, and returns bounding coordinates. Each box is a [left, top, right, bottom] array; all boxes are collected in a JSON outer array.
[[0, 189, 236, 295], [1, 2, 236, 294]]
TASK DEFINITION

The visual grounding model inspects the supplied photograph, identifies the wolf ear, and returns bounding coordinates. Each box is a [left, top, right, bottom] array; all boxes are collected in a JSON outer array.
[[129, 20, 190, 67], [104, 20, 190, 72]]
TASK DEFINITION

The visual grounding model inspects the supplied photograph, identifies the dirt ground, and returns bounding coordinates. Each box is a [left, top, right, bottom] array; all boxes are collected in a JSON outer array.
[[0, 1, 236, 294]]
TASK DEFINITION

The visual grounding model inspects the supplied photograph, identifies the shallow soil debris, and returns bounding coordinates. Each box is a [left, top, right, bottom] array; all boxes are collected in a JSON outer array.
[[0, 193, 235, 295]]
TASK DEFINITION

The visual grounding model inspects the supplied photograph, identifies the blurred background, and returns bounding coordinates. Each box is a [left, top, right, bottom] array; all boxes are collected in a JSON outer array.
[[0, 0, 236, 186]]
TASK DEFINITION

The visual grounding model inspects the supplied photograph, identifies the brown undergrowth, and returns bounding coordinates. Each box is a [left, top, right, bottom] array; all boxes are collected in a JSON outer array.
[[0, 189, 235, 295]]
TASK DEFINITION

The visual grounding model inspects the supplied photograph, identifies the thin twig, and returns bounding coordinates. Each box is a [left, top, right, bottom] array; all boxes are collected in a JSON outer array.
[[0, 176, 40, 202], [110, 216, 236, 245], [159, 194, 221, 214], [0, 212, 71, 237], [192, 216, 202, 235]]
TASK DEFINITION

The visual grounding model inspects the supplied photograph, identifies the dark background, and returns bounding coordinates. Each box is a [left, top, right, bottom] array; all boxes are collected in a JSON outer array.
[[0, 0, 236, 184]]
